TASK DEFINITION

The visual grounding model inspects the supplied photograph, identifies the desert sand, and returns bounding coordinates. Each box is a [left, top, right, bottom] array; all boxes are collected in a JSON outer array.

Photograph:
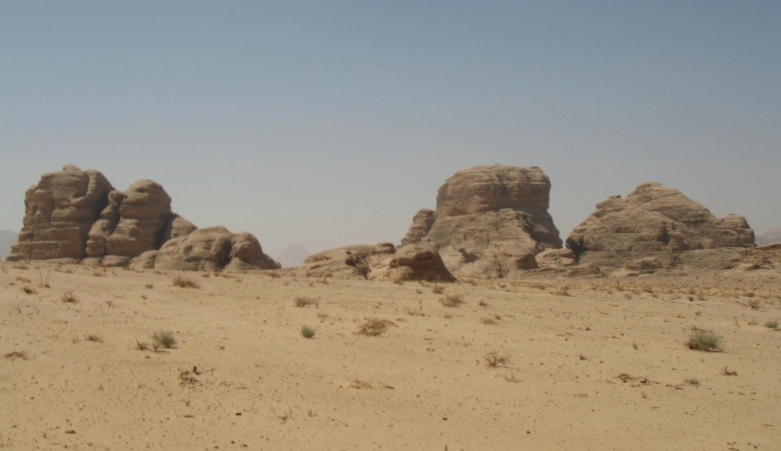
[[1, 262, 779, 450]]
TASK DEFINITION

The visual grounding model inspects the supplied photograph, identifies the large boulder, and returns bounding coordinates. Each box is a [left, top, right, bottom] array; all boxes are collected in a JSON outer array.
[[566, 182, 755, 270], [369, 243, 456, 282], [7, 165, 114, 261], [154, 227, 279, 272], [400, 165, 562, 278], [296, 244, 381, 280]]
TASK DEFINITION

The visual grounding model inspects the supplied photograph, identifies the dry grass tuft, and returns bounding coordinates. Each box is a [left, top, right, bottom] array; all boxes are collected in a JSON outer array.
[[764, 319, 779, 330], [481, 317, 498, 325], [152, 331, 176, 349], [135, 340, 150, 351], [294, 296, 318, 308], [348, 379, 374, 389], [22, 286, 36, 295], [61, 291, 78, 303], [432, 284, 445, 294], [687, 330, 723, 352], [721, 367, 738, 376], [484, 352, 509, 368], [172, 276, 200, 288], [438, 294, 464, 308], [3, 350, 28, 360], [684, 378, 700, 387], [85, 334, 103, 343], [552, 285, 571, 296], [356, 318, 396, 336], [747, 299, 762, 310]]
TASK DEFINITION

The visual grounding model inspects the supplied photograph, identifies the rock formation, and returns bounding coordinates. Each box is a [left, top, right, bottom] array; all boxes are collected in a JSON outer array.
[[297, 242, 454, 282], [401, 165, 562, 278], [7, 165, 277, 271], [369, 243, 456, 283], [154, 227, 279, 272], [8, 165, 114, 261], [566, 182, 755, 272]]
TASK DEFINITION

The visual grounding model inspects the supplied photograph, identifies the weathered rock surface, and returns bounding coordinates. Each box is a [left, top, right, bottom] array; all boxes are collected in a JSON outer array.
[[401, 165, 562, 279], [8, 166, 274, 272], [155, 227, 279, 272], [566, 182, 755, 270], [400, 209, 435, 246], [369, 243, 455, 283], [535, 249, 576, 269], [8, 165, 114, 261], [297, 245, 376, 279], [568, 183, 754, 255]]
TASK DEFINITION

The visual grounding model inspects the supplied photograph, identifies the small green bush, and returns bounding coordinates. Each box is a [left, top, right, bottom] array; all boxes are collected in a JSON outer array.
[[301, 326, 315, 339], [687, 330, 722, 352], [764, 320, 779, 330], [152, 331, 177, 349]]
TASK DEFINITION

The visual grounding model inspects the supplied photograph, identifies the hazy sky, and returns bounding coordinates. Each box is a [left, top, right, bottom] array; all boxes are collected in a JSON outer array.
[[2, 1, 779, 257]]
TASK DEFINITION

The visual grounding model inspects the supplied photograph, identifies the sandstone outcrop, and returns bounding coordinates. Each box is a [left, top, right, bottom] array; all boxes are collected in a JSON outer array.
[[7, 165, 276, 271], [297, 242, 454, 282], [566, 182, 755, 272], [8, 165, 114, 261], [154, 227, 280, 272], [296, 244, 384, 280], [401, 165, 562, 278], [369, 243, 455, 283]]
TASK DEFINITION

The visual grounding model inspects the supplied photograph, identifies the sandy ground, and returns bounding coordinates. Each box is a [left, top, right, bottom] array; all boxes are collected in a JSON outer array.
[[1, 262, 780, 451]]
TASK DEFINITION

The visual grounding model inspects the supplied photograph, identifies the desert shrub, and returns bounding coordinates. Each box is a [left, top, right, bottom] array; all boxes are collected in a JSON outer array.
[[152, 331, 176, 349], [481, 317, 497, 325], [301, 326, 316, 339], [22, 286, 36, 295], [552, 285, 570, 296], [145, 283, 154, 289], [61, 292, 78, 303], [684, 378, 700, 386], [747, 299, 762, 310], [484, 352, 509, 368], [172, 276, 199, 289], [764, 320, 779, 330], [438, 294, 464, 308], [3, 350, 28, 360], [687, 330, 723, 352], [432, 284, 444, 294], [84, 334, 103, 342], [294, 296, 317, 308], [356, 318, 396, 336]]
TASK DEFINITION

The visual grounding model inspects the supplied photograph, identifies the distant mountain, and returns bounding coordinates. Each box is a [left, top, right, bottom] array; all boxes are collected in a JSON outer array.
[[276, 244, 310, 268], [0, 230, 17, 259], [756, 227, 781, 246]]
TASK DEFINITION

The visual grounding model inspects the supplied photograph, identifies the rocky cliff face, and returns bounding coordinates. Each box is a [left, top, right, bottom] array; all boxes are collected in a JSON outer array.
[[7, 165, 277, 271], [401, 165, 562, 278], [566, 182, 755, 272]]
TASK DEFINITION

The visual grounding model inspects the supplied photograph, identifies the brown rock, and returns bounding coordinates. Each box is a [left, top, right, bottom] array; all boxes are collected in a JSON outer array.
[[535, 249, 576, 269], [105, 180, 174, 257], [567, 182, 755, 268], [7, 165, 114, 261], [400, 209, 435, 246], [297, 245, 375, 279], [370, 243, 455, 282], [154, 227, 278, 272], [129, 250, 158, 270], [401, 165, 562, 279]]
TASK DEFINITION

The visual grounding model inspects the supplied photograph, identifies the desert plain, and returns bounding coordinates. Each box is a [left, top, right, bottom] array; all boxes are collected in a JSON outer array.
[[1, 262, 780, 451]]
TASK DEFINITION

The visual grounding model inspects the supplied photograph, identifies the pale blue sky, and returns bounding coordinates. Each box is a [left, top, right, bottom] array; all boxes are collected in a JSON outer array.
[[1, 1, 779, 257]]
